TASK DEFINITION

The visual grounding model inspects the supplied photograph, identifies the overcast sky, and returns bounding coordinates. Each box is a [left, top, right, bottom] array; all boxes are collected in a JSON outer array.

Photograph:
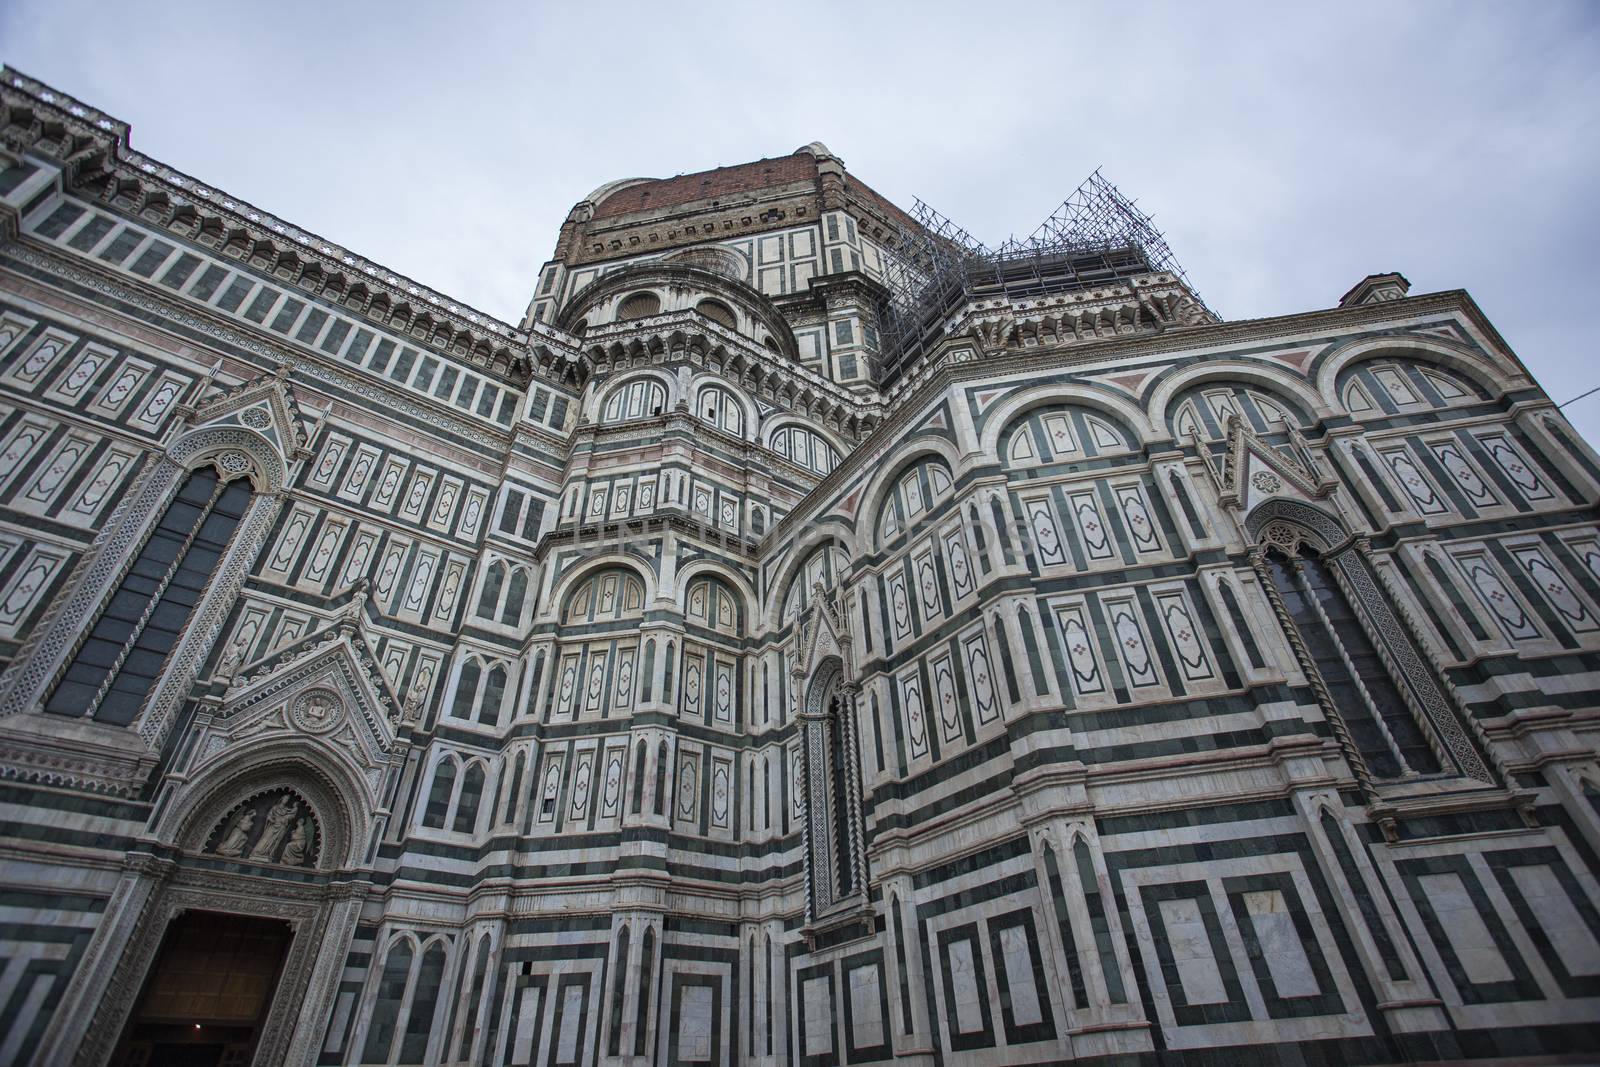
[[5, 1, 1599, 439]]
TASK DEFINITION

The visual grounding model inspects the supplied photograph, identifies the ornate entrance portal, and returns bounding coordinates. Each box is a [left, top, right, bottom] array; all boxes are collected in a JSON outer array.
[[110, 911, 292, 1067]]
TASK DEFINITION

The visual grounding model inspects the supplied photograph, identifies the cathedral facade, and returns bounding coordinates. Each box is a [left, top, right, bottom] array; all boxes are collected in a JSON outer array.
[[0, 66, 1597, 1066]]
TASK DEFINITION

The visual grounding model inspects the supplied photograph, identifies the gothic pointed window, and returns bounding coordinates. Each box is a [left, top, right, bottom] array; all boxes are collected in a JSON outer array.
[[501, 569, 529, 626], [1266, 546, 1442, 778], [422, 758, 457, 829], [634, 929, 655, 1056], [46, 466, 252, 724], [608, 927, 630, 1056], [453, 763, 485, 833], [476, 562, 505, 618], [454, 933, 493, 1061], [361, 937, 413, 1063], [827, 689, 855, 899], [398, 940, 447, 1062]]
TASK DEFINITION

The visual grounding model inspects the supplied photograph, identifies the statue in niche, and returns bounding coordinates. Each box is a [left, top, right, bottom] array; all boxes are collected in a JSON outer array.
[[213, 806, 255, 857], [248, 794, 298, 862], [280, 816, 313, 866], [402, 675, 428, 723], [217, 632, 249, 680]]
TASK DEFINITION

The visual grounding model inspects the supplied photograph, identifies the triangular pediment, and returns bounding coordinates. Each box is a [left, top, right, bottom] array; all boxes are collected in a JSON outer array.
[[197, 604, 407, 799], [1215, 414, 1335, 511], [794, 581, 853, 684], [180, 364, 314, 464]]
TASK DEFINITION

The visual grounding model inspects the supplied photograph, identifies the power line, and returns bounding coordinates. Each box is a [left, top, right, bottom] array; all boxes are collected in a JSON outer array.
[[1559, 384, 1600, 409]]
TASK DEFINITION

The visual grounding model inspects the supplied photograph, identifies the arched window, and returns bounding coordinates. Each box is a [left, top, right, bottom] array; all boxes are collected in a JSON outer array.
[[632, 740, 648, 815], [503, 751, 526, 824], [876, 456, 955, 544], [696, 383, 746, 436], [47, 466, 253, 723], [501, 569, 529, 626], [453, 763, 485, 833], [398, 941, 447, 1062], [1074, 837, 1127, 1002], [746, 933, 757, 1049], [695, 298, 737, 330], [781, 544, 848, 623], [685, 575, 743, 636], [422, 758, 457, 829], [361, 937, 413, 1063], [769, 423, 840, 475], [634, 929, 656, 1056], [1000, 403, 1136, 468], [763, 754, 773, 830], [600, 377, 667, 423], [1266, 545, 1442, 778], [1039, 844, 1086, 1009], [479, 665, 508, 726], [617, 291, 661, 320], [827, 688, 854, 899], [1170, 383, 1308, 442], [455, 934, 493, 1061], [608, 927, 631, 1056], [564, 567, 647, 623], [475, 561, 505, 619], [452, 660, 482, 720], [654, 742, 669, 816], [1338, 357, 1489, 419]]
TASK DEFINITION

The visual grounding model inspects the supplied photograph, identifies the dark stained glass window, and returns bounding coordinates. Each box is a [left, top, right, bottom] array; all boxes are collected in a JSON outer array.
[[1267, 548, 1440, 778], [46, 467, 250, 725]]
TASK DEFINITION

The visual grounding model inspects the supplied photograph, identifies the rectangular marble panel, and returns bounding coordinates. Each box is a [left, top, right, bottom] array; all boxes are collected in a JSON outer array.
[[849, 964, 884, 1049], [1242, 889, 1319, 998], [678, 984, 713, 1061], [1418, 872, 1513, 983], [1160, 896, 1227, 1004], [1510, 864, 1600, 976], [947, 938, 984, 1034], [555, 982, 583, 1062], [997, 924, 1043, 1026], [803, 975, 833, 1056], [510, 987, 540, 1064]]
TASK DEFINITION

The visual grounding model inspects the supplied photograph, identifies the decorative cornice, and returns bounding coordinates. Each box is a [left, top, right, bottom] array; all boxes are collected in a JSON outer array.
[[532, 510, 762, 563], [0, 66, 579, 384], [0, 242, 515, 450], [563, 261, 802, 359], [580, 309, 878, 435], [766, 288, 1507, 545]]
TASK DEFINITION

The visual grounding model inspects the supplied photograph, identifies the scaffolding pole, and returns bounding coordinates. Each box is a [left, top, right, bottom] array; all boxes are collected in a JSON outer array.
[[877, 170, 1209, 368]]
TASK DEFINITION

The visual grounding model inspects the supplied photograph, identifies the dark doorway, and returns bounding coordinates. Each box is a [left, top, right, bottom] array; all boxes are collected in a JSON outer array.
[[111, 910, 293, 1067]]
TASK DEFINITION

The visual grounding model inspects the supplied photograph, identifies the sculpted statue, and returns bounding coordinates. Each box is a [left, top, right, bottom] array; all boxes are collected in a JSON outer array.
[[213, 807, 255, 857], [248, 794, 298, 862], [402, 675, 428, 723], [217, 633, 249, 679], [280, 816, 312, 866]]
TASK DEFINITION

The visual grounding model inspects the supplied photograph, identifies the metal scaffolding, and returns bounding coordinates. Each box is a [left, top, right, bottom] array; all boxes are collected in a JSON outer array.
[[877, 170, 1209, 371]]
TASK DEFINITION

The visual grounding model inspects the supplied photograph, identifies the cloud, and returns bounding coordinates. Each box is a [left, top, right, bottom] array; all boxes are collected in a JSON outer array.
[[4, 0, 1599, 437]]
